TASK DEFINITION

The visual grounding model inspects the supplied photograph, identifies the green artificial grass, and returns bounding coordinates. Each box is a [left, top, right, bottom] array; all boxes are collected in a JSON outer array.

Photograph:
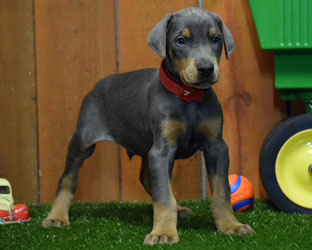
[[0, 200, 311, 250]]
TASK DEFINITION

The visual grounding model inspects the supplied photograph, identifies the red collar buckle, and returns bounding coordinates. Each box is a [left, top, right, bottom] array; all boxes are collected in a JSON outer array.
[[179, 84, 204, 103]]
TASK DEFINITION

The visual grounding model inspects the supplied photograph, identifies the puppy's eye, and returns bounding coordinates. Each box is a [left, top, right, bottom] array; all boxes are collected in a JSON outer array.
[[176, 37, 187, 45], [212, 35, 222, 43]]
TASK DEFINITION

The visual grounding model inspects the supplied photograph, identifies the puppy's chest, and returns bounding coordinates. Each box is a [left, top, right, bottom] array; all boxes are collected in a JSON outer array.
[[161, 118, 222, 149]]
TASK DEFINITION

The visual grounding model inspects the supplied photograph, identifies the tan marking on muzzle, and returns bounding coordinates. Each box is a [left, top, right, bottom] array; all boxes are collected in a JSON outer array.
[[210, 57, 221, 83], [174, 58, 198, 85], [161, 120, 186, 146]]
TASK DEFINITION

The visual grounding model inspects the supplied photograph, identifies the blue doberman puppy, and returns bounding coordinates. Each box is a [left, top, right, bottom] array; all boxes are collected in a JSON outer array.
[[42, 8, 254, 245]]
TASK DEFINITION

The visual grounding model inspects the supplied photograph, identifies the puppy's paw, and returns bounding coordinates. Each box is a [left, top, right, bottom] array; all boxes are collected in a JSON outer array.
[[177, 205, 194, 218], [42, 217, 70, 228], [218, 223, 255, 235], [143, 233, 179, 245]]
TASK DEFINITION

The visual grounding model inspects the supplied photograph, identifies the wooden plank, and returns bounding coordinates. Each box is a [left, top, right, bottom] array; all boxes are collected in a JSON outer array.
[[118, 0, 203, 201], [227, 0, 285, 198], [35, 0, 120, 202], [0, 0, 38, 203]]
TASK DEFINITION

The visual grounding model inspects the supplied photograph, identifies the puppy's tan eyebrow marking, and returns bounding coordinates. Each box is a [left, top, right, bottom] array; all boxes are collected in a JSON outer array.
[[182, 29, 191, 38], [209, 28, 216, 37]]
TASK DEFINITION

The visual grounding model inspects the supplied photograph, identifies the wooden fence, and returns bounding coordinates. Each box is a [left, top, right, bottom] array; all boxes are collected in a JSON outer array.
[[0, 0, 288, 203]]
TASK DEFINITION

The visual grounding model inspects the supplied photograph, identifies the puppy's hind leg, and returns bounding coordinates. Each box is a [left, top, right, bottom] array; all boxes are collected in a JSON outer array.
[[42, 96, 110, 228], [42, 131, 96, 228]]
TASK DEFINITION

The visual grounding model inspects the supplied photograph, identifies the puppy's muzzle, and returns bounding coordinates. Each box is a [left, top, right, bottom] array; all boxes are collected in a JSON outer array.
[[197, 61, 215, 78]]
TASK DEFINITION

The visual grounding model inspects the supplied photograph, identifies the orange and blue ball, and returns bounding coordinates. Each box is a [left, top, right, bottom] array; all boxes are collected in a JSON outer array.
[[229, 174, 254, 212]]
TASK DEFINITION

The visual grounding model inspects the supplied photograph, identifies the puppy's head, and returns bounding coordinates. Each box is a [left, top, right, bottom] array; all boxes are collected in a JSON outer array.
[[148, 8, 235, 89]]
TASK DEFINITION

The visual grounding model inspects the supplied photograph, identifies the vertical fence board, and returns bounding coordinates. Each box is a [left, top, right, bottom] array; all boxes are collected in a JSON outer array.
[[0, 0, 38, 203], [224, 0, 285, 197], [35, 0, 120, 202]]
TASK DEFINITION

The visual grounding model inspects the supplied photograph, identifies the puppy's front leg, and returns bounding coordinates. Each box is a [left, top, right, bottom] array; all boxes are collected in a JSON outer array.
[[143, 145, 179, 245], [204, 139, 254, 235]]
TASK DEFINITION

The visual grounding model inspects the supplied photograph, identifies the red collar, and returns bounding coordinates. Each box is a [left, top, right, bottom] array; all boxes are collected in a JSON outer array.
[[159, 60, 205, 103]]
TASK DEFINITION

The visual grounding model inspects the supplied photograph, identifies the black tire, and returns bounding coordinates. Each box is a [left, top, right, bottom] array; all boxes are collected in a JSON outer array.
[[260, 113, 312, 214]]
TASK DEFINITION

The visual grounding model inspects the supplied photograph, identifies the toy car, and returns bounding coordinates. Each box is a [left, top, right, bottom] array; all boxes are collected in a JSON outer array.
[[0, 178, 30, 224]]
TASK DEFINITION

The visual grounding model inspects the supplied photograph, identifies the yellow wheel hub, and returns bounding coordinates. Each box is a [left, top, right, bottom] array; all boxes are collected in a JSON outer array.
[[276, 129, 312, 209]]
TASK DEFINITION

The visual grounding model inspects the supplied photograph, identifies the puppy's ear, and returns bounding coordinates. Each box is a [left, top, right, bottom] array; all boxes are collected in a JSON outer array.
[[147, 14, 172, 58], [214, 14, 235, 59]]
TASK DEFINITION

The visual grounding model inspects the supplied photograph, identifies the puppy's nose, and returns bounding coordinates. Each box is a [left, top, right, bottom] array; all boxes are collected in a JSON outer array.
[[197, 62, 214, 77]]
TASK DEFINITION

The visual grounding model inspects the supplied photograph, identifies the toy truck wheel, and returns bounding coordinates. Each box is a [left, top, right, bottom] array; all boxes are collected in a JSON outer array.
[[260, 114, 312, 214]]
